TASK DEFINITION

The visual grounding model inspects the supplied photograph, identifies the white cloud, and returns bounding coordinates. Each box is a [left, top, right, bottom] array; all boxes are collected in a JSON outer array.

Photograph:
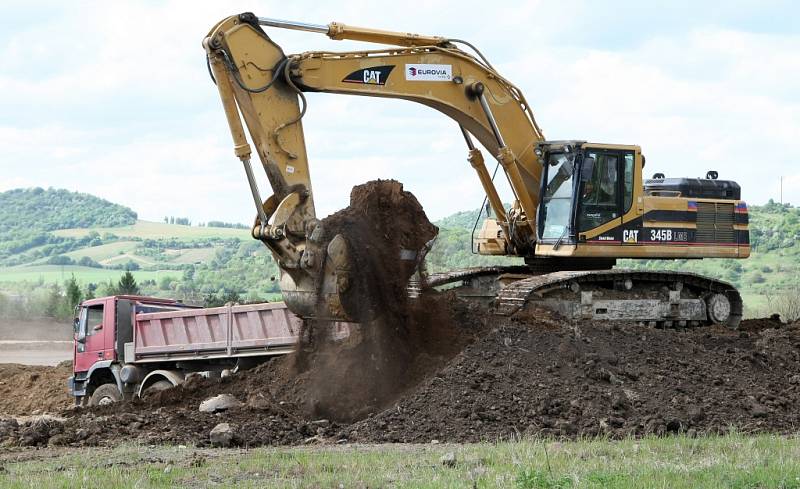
[[1, 0, 798, 228], [501, 26, 799, 206]]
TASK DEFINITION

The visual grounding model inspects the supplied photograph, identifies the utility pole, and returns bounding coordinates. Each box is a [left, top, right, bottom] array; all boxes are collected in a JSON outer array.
[[781, 176, 784, 205]]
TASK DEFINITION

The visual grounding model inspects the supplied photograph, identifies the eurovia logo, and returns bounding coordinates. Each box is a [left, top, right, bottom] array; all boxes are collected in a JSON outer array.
[[405, 64, 452, 81]]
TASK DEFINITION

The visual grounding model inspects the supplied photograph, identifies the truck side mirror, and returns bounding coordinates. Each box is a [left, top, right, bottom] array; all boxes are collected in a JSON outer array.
[[581, 157, 595, 182]]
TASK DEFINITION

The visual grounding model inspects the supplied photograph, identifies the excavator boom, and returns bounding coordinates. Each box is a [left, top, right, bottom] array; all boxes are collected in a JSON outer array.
[[204, 13, 545, 320]]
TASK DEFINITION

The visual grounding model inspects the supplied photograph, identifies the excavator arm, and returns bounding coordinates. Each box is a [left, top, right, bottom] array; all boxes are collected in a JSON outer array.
[[203, 13, 545, 320]]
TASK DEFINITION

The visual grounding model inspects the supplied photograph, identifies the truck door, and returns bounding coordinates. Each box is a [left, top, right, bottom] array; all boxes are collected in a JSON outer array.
[[73, 301, 108, 372]]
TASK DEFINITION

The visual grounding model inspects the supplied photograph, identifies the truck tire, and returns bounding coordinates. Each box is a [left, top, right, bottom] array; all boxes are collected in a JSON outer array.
[[142, 380, 173, 397], [89, 383, 122, 406]]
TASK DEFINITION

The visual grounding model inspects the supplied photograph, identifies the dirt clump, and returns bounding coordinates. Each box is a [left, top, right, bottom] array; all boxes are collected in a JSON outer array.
[[0, 362, 73, 415], [295, 179, 445, 422], [737, 315, 784, 332], [315, 179, 438, 321]]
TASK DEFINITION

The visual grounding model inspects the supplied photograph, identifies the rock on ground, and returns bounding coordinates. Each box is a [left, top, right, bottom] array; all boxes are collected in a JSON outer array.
[[210, 422, 234, 447], [199, 394, 242, 413]]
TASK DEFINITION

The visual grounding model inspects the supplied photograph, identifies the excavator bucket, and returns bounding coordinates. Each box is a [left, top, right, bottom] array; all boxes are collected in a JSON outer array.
[[279, 181, 438, 323]]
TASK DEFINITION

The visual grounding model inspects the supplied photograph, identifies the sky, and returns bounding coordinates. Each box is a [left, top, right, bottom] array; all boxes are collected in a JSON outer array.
[[1, 0, 798, 223]]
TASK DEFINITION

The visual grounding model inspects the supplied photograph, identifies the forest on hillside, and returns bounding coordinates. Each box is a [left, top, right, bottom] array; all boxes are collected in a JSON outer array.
[[0, 188, 138, 266], [0, 188, 137, 232]]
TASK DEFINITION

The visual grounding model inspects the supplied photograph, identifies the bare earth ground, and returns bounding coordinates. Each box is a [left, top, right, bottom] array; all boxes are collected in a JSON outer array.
[[0, 318, 71, 341]]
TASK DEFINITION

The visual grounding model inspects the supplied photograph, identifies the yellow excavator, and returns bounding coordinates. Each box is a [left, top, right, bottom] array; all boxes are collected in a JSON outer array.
[[203, 13, 750, 328]]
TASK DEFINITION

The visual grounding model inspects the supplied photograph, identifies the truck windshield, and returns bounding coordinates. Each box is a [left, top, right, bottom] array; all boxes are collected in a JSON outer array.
[[541, 153, 575, 240]]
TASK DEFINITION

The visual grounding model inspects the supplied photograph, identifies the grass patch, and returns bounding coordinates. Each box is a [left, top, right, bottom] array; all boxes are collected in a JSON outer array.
[[52, 220, 249, 241], [60, 241, 140, 263], [165, 247, 218, 265], [0, 265, 163, 284], [3, 434, 800, 488]]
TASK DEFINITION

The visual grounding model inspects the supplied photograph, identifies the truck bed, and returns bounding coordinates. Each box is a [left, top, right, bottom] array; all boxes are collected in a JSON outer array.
[[128, 302, 301, 363]]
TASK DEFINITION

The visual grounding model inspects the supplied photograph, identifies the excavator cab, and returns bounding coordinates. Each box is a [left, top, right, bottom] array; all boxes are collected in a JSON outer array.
[[537, 141, 639, 247]]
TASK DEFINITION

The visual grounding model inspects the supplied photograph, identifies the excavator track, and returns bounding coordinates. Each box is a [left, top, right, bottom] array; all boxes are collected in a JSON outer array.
[[495, 269, 742, 328], [409, 266, 528, 301], [414, 268, 743, 329]]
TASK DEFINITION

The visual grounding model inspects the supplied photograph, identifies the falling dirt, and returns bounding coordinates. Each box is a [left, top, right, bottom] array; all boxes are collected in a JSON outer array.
[[294, 179, 443, 422], [1, 181, 799, 448]]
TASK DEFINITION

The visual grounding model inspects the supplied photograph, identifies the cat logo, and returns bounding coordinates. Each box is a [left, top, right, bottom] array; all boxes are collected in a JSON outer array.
[[342, 65, 395, 86], [623, 229, 639, 243]]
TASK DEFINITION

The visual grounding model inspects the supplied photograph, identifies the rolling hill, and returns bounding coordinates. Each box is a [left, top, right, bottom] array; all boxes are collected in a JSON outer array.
[[0, 187, 797, 318]]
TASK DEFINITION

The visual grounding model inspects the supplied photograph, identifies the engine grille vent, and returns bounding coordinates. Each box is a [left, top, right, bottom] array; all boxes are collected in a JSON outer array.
[[697, 202, 734, 243]]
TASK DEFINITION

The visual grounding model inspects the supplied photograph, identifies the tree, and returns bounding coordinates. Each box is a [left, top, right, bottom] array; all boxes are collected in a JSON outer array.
[[117, 271, 140, 295], [47, 255, 74, 265], [158, 275, 176, 291], [65, 275, 83, 309], [204, 289, 242, 307], [43, 284, 62, 318], [85, 283, 97, 300], [99, 279, 117, 297]]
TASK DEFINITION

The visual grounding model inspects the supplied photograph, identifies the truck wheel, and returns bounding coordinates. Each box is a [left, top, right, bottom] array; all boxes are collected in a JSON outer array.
[[89, 383, 122, 406], [142, 380, 173, 397]]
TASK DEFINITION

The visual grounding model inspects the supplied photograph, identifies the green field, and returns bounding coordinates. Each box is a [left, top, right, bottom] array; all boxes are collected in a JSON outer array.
[[61, 241, 139, 263], [53, 220, 249, 240], [165, 247, 219, 265], [0, 265, 163, 284], [2, 434, 800, 488]]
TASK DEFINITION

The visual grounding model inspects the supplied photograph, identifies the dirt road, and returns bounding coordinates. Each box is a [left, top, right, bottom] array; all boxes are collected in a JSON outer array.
[[0, 319, 72, 366]]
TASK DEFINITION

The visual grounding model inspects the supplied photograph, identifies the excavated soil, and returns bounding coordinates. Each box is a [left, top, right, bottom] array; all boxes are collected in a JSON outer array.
[[346, 313, 797, 442], [0, 307, 796, 448], [1, 181, 798, 448], [0, 362, 74, 415]]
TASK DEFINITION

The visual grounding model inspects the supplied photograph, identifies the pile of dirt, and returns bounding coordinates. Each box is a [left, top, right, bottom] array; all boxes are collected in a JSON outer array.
[[0, 293, 486, 448], [4, 312, 800, 448], [345, 315, 800, 442], [0, 362, 73, 415]]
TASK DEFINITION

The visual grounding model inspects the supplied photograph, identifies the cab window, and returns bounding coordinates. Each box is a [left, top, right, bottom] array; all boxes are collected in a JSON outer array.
[[579, 152, 619, 232], [578, 150, 635, 232], [80, 304, 104, 337], [623, 153, 634, 212]]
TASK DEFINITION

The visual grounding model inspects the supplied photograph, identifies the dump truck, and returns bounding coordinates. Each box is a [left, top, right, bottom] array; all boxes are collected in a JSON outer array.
[[68, 295, 304, 406]]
